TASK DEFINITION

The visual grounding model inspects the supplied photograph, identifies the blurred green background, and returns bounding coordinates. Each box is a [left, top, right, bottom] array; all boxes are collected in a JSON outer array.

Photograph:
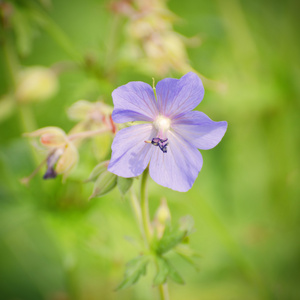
[[0, 0, 300, 299]]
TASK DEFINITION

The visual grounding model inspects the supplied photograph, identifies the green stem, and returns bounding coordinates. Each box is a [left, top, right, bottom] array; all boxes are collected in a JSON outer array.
[[129, 189, 147, 245], [158, 284, 169, 300], [139, 168, 169, 300], [140, 167, 152, 244], [29, 3, 83, 64]]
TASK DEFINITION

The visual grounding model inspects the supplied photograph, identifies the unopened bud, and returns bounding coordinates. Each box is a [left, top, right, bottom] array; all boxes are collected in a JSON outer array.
[[153, 198, 171, 238], [24, 127, 67, 148], [55, 143, 78, 175], [16, 66, 58, 103], [67, 100, 113, 122], [156, 198, 171, 225]]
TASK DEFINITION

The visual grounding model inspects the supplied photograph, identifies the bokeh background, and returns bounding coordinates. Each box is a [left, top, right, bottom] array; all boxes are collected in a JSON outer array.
[[0, 0, 300, 299]]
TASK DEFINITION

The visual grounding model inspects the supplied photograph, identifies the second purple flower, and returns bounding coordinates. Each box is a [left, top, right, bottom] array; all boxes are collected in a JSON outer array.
[[108, 72, 227, 192]]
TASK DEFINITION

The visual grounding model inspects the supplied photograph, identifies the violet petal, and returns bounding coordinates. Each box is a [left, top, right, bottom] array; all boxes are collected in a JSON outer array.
[[156, 72, 204, 118], [111, 81, 158, 123], [172, 111, 228, 150], [108, 124, 156, 177], [149, 131, 203, 192]]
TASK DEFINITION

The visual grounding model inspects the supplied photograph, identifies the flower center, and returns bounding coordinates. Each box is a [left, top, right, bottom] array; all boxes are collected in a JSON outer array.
[[153, 115, 171, 132], [144, 116, 171, 153]]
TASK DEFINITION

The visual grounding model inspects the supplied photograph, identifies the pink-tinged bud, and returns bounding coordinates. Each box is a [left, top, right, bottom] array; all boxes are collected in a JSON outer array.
[[55, 143, 78, 176], [15, 66, 58, 103], [24, 127, 67, 148]]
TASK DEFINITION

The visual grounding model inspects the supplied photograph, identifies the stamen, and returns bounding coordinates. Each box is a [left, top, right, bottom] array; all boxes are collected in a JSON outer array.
[[43, 148, 64, 179], [149, 137, 169, 153]]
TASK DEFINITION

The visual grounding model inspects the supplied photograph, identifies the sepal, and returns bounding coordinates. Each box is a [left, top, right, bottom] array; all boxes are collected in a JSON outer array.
[[89, 169, 117, 199], [117, 176, 133, 196]]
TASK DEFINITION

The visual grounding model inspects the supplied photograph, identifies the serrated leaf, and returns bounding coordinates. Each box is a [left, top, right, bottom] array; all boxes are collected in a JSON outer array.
[[153, 257, 185, 286], [85, 161, 109, 182], [117, 177, 133, 195], [116, 255, 150, 290], [165, 259, 185, 284], [155, 224, 186, 255], [153, 257, 169, 286], [175, 244, 201, 271], [154, 216, 195, 254], [89, 170, 117, 199]]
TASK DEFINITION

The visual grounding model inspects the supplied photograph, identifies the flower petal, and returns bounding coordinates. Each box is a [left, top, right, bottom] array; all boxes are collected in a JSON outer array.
[[149, 131, 203, 192], [108, 124, 156, 177], [156, 72, 204, 118], [172, 111, 228, 150], [111, 81, 158, 123]]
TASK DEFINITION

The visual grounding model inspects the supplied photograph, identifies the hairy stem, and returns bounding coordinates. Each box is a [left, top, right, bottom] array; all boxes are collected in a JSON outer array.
[[139, 168, 169, 300]]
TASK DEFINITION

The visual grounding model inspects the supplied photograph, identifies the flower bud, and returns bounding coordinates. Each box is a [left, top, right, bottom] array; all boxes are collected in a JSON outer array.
[[16, 66, 58, 103], [153, 198, 171, 238], [24, 127, 67, 148], [67, 100, 113, 122], [89, 169, 117, 199], [55, 143, 78, 175]]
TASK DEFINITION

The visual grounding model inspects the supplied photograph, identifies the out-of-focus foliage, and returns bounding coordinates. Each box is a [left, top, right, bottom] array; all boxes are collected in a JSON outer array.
[[0, 0, 299, 300]]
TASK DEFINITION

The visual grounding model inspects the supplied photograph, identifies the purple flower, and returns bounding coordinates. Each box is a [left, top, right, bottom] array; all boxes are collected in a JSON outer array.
[[108, 72, 227, 192]]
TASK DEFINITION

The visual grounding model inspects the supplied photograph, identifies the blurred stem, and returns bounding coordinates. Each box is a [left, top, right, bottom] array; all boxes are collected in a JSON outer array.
[[29, 3, 83, 64], [68, 128, 111, 141], [2, 35, 18, 88], [104, 13, 120, 79], [129, 189, 147, 245], [140, 167, 152, 245], [140, 168, 169, 300], [3, 31, 39, 166], [159, 284, 169, 300]]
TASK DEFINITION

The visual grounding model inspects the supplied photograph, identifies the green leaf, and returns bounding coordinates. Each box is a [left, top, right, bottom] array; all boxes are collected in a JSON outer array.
[[116, 255, 150, 290], [153, 257, 184, 286], [154, 216, 195, 255], [166, 259, 185, 284], [155, 224, 186, 255], [117, 177, 133, 195], [153, 257, 169, 286], [89, 170, 117, 199], [174, 244, 201, 271], [85, 161, 109, 182]]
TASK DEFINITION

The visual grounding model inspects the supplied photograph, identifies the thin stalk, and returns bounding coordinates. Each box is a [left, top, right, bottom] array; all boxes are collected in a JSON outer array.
[[68, 128, 111, 141], [140, 167, 152, 244], [158, 284, 169, 300], [139, 168, 169, 300], [129, 189, 147, 245]]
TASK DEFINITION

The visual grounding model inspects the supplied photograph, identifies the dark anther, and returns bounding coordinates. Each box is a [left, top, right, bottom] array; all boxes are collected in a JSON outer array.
[[151, 138, 169, 153]]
